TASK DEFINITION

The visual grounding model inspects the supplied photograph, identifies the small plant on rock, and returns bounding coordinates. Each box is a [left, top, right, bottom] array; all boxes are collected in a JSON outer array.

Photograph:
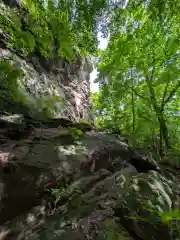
[[69, 127, 84, 140]]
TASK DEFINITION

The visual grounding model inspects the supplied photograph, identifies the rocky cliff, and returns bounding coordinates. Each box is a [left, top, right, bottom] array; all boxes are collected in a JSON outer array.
[[0, 1, 93, 123]]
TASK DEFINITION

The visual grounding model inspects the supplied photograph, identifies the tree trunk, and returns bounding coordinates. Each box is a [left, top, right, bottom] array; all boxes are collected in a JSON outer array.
[[131, 87, 135, 133], [145, 77, 171, 155], [160, 117, 171, 147], [158, 114, 171, 156], [159, 125, 163, 156]]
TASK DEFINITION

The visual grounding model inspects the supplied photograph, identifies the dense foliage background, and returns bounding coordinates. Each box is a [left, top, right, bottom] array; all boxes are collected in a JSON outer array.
[[91, 0, 180, 164]]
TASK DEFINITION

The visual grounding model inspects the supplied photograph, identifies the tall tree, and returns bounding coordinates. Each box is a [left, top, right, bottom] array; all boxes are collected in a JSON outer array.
[[96, 0, 180, 154]]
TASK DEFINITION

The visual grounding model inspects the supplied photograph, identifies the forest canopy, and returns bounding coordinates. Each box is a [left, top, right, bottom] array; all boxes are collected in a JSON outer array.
[[92, 0, 180, 161], [0, 0, 117, 58]]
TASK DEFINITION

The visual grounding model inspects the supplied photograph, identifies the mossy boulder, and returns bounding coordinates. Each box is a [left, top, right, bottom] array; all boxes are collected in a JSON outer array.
[[114, 170, 180, 240]]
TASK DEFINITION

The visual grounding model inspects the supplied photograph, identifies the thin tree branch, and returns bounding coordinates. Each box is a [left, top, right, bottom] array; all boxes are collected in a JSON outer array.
[[150, 56, 156, 81], [160, 38, 173, 111], [164, 81, 180, 105], [130, 69, 135, 133], [133, 88, 149, 100], [160, 81, 170, 112], [144, 56, 160, 112]]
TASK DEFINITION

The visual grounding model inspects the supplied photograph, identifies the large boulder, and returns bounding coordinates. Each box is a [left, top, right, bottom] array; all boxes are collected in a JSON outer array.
[[0, 125, 135, 225], [0, 165, 138, 239], [0, 121, 179, 239], [0, 157, 179, 239], [114, 170, 180, 240]]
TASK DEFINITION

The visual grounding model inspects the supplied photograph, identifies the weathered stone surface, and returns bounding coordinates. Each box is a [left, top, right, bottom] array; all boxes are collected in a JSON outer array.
[[114, 170, 180, 240], [0, 155, 179, 239], [0, 166, 137, 239], [0, 129, 132, 225], [0, 122, 179, 240]]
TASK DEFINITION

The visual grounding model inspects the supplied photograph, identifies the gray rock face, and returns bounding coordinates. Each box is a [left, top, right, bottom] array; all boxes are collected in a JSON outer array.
[[0, 1, 94, 123], [0, 46, 93, 122], [2, 0, 19, 7]]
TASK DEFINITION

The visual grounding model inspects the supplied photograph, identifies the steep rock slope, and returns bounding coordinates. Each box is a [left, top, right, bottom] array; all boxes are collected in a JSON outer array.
[[0, 116, 179, 240]]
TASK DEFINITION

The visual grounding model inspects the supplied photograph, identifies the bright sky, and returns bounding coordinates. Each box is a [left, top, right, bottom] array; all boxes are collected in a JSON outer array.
[[89, 0, 129, 93], [90, 32, 108, 93]]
